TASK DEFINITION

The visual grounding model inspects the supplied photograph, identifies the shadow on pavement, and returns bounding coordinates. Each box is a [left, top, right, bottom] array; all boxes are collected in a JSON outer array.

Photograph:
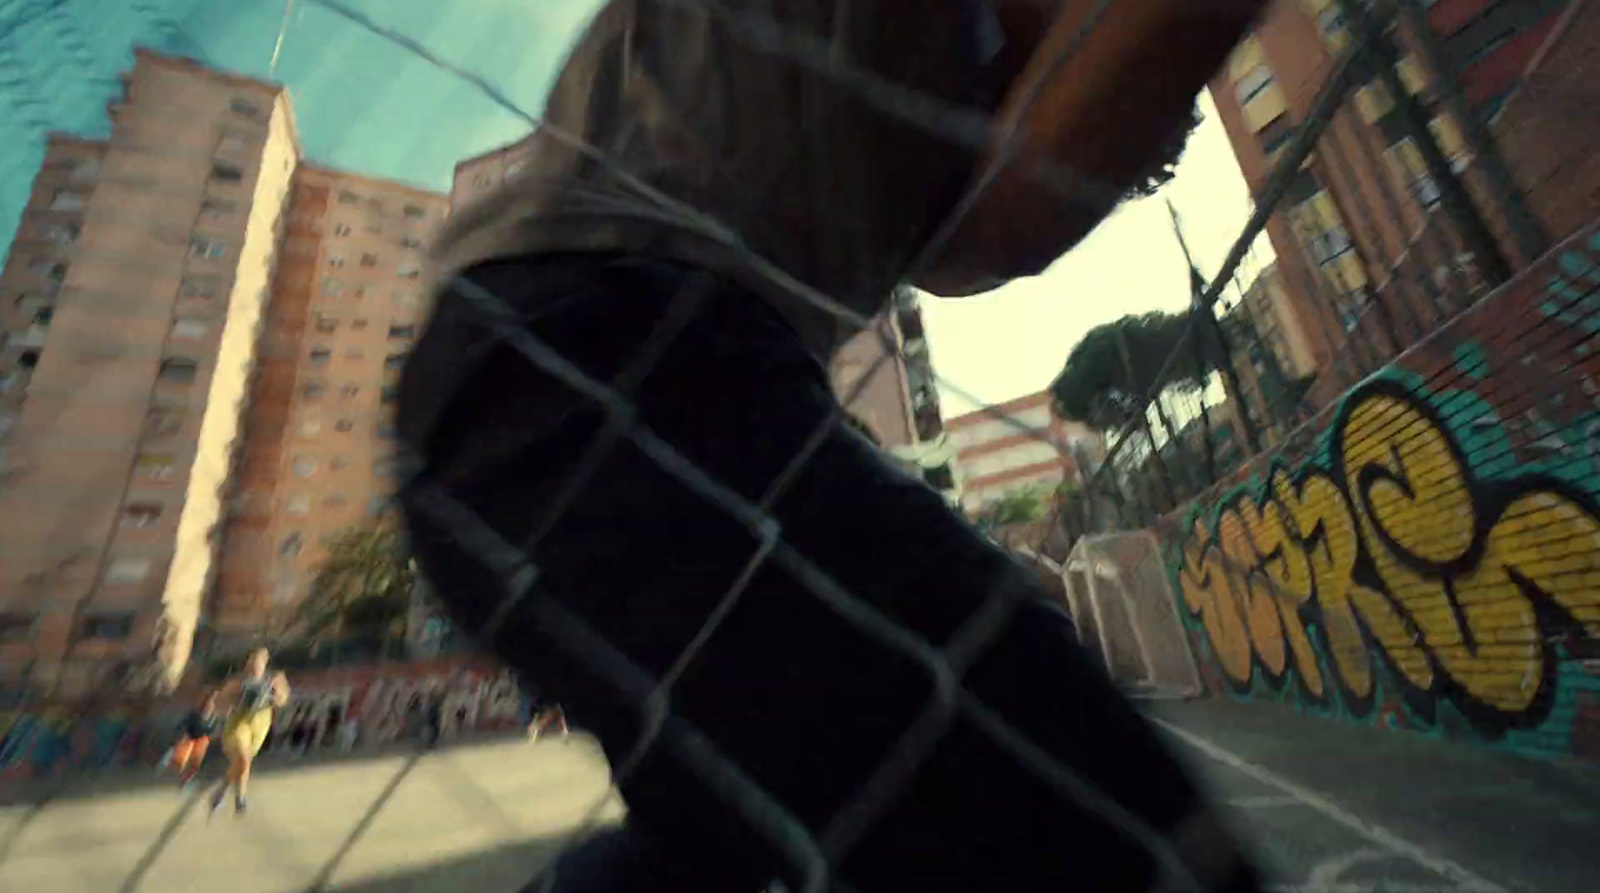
[[0, 730, 535, 808], [314, 835, 570, 893]]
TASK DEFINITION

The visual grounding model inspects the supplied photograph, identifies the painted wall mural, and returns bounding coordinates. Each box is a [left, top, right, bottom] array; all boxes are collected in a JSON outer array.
[[0, 657, 534, 783], [1166, 224, 1600, 760]]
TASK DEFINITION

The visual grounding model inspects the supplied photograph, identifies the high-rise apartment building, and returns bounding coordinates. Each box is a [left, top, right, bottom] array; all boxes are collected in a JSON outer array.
[[212, 168, 445, 639], [1208, 0, 1581, 369], [0, 50, 299, 693]]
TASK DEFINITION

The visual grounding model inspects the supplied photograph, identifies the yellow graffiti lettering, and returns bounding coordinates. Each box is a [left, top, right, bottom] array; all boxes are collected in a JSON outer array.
[[1177, 382, 1600, 728]]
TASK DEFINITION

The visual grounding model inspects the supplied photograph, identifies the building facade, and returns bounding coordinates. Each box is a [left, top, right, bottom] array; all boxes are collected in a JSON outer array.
[[1207, 0, 1583, 374], [0, 50, 299, 693], [946, 392, 1104, 514], [212, 168, 445, 639]]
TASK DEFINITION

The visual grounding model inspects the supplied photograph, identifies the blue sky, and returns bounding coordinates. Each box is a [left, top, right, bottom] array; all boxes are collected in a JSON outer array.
[[0, 0, 602, 255]]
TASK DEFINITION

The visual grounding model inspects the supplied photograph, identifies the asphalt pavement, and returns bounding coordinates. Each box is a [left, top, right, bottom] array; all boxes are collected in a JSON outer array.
[[1, 698, 1595, 893]]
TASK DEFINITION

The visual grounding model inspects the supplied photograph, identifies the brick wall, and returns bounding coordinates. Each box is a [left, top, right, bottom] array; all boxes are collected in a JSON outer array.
[[1158, 217, 1600, 762], [1492, 0, 1600, 245]]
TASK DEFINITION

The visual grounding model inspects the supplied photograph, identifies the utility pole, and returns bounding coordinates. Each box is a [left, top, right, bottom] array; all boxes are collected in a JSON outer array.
[[1169, 200, 1261, 458]]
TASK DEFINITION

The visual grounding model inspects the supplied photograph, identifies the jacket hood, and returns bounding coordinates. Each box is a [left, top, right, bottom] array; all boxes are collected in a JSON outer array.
[[432, 0, 995, 355]]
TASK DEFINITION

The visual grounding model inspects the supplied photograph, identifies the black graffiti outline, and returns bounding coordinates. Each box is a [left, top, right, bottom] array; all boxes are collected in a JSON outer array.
[[1177, 376, 1600, 737]]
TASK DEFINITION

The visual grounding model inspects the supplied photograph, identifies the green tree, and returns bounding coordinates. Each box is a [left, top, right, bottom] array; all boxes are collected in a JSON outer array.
[[972, 486, 1052, 531], [290, 524, 414, 646], [1049, 310, 1228, 428]]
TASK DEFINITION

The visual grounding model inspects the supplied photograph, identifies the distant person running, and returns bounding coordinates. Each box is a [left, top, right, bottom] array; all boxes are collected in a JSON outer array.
[[166, 690, 220, 789], [211, 648, 290, 817]]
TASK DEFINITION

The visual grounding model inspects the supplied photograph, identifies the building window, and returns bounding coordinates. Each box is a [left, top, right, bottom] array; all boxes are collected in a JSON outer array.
[[286, 494, 311, 516], [42, 222, 79, 244], [1384, 138, 1443, 209], [134, 452, 176, 480], [18, 349, 41, 369], [82, 613, 135, 640], [158, 357, 198, 384], [50, 191, 85, 212], [1234, 64, 1275, 106], [201, 198, 236, 217], [338, 190, 361, 205], [339, 383, 360, 399], [120, 502, 163, 528], [229, 97, 262, 119], [292, 456, 316, 478], [388, 324, 415, 340], [29, 260, 66, 281], [210, 162, 244, 183], [396, 264, 421, 280], [0, 613, 36, 641], [302, 380, 327, 399], [144, 407, 187, 438], [322, 278, 343, 297], [403, 204, 426, 219], [333, 223, 353, 237], [380, 385, 401, 405], [360, 252, 379, 267], [334, 418, 355, 432], [376, 421, 398, 439], [314, 315, 338, 333], [105, 558, 152, 584], [279, 533, 303, 558], [309, 346, 332, 366], [189, 236, 227, 260], [351, 319, 369, 330], [328, 255, 347, 268], [299, 417, 321, 437], [180, 276, 222, 299], [1257, 113, 1295, 158], [170, 319, 208, 341], [330, 456, 350, 470], [384, 352, 407, 370], [373, 456, 399, 478], [68, 159, 100, 183], [324, 493, 349, 508], [399, 237, 423, 250], [218, 127, 249, 151], [32, 306, 54, 326], [472, 173, 493, 189]]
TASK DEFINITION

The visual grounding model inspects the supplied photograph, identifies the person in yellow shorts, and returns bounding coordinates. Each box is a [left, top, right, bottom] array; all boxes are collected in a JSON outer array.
[[211, 647, 289, 817]]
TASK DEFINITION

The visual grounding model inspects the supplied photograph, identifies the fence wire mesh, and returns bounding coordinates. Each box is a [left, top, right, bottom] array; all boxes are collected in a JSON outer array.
[[0, 0, 1574, 890]]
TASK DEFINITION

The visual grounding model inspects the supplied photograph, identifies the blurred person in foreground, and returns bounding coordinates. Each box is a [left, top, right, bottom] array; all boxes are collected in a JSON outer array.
[[400, 1, 1271, 890], [164, 690, 221, 789]]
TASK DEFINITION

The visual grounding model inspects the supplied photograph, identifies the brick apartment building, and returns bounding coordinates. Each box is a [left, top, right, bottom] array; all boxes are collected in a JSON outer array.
[[0, 51, 299, 693], [946, 392, 1104, 514], [1208, 0, 1592, 371], [0, 49, 448, 693], [211, 168, 446, 638]]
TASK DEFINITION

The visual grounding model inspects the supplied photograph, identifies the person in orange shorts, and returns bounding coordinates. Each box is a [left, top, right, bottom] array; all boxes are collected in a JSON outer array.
[[166, 690, 220, 789]]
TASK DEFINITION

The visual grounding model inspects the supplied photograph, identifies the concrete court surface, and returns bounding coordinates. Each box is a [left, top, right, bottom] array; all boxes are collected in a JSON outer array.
[[2, 700, 1597, 893]]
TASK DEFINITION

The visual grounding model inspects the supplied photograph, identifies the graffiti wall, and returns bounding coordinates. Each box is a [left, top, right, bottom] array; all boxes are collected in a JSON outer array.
[[0, 657, 534, 784], [1164, 222, 1600, 761]]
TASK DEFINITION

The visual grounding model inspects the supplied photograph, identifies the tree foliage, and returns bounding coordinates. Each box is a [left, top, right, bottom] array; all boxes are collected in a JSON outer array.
[[1049, 310, 1229, 429], [972, 486, 1053, 531], [290, 524, 414, 645]]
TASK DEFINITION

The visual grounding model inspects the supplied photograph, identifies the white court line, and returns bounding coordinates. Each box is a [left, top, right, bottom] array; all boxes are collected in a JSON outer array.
[[1150, 718, 1507, 893]]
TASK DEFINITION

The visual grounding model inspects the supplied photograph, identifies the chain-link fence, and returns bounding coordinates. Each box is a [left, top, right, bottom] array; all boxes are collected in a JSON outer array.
[[0, 0, 1584, 890]]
